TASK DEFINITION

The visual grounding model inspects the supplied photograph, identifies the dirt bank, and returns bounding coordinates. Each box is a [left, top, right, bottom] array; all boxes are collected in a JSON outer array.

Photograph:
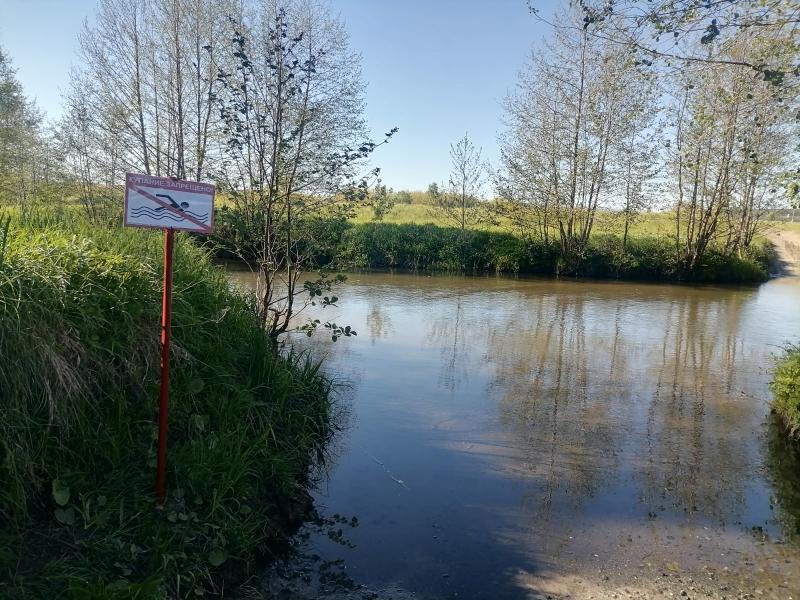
[[769, 230, 800, 276]]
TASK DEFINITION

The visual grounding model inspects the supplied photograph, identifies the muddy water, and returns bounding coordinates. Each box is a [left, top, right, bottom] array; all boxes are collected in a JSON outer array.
[[228, 270, 800, 599]]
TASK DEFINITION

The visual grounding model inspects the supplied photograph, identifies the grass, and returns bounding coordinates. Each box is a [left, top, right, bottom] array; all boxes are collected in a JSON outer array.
[[356, 201, 799, 238], [0, 217, 334, 598], [773, 345, 800, 439], [356, 202, 680, 236]]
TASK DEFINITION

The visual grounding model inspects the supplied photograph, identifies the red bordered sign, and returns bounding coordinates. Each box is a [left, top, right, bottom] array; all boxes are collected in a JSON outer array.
[[124, 173, 215, 233]]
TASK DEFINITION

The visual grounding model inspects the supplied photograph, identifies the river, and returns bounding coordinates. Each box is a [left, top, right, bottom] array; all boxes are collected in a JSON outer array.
[[227, 269, 800, 599]]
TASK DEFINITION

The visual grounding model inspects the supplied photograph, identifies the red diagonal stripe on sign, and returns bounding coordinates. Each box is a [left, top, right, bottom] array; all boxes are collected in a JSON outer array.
[[132, 185, 211, 232]]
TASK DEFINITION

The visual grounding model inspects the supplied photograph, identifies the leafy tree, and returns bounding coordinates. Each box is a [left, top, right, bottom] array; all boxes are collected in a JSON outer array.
[[393, 190, 413, 205], [0, 47, 43, 204], [212, 3, 395, 339], [670, 30, 796, 267], [426, 181, 441, 202], [432, 133, 488, 269], [500, 8, 655, 258], [371, 180, 394, 221]]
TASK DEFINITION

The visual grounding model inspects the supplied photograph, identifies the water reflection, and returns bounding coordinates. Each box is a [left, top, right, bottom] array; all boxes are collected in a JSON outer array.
[[226, 268, 800, 598], [764, 415, 800, 541], [366, 300, 393, 344]]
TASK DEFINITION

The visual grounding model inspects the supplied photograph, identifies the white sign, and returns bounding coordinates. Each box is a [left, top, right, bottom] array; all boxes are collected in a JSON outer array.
[[124, 173, 215, 233]]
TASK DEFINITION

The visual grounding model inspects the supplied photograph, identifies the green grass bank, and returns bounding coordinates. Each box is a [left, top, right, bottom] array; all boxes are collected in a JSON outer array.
[[210, 213, 771, 283], [0, 221, 333, 598], [773, 346, 800, 440]]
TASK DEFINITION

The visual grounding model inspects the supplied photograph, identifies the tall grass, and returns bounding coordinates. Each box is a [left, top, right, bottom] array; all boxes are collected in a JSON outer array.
[[0, 220, 333, 598], [773, 345, 800, 439]]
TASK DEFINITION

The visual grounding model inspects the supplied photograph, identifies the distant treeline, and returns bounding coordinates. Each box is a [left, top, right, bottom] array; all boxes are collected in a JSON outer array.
[[209, 213, 770, 284]]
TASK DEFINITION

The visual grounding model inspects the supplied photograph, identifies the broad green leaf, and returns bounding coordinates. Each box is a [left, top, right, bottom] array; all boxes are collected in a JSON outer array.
[[52, 479, 70, 506], [208, 548, 227, 567], [54, 507, 75, 525]]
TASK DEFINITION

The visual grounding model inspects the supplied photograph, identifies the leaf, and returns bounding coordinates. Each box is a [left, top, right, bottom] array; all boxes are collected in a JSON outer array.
[[208, 548, 227, 567], [54, 507, 75, 525], [52, 479, 70, 506]]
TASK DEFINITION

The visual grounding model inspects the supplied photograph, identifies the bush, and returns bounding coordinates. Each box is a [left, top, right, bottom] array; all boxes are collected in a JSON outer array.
[[333, 223, 768, 283], [392, 190, 413, 205], [203, 207, 770, 284], [0, 223, 333, 598], [773, 345, 800, 439]]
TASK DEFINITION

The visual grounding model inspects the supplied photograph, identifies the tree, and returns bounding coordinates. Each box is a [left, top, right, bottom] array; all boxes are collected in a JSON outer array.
[[615, 75, 661, 249], [69, 0, 224, 179], [393, 190, 413, 205], [212, 2, 394, 339], [500, 9, 655, 259], [432, 133, 487, 269], [426, 181, 441, 203], [669, 30, 796, 269], [61, 0, 395, 339], [0, 47, 43, 205], [445, 133, 486, 232], [371, 179, 393, 221]]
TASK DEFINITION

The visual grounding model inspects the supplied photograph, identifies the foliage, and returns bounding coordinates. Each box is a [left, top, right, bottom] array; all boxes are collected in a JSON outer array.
[[333, 222, 769, 282], [0, 221, 334, 598], [773, 345, 800, 439], [670, 30, 794, 270], [426, 182, 441, 203], [211, 4, 393, 339], [370, 181, 394, 221], [570, 0, 800, 84], [498, 8, 657, 258], [0, 47, 53, 207], [432, 133, 489, 232], [393, 190, 413, 205]]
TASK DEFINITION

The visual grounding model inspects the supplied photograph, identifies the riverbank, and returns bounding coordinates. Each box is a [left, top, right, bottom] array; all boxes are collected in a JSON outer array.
[[210, 214, 772, 284], [0, 222, 333, 598], [773, 346, 800, 439], [768, 229, 800, 277], [769, 230, 800, 439]]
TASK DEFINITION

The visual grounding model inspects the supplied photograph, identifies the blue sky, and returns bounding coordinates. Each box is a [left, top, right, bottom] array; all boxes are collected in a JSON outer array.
[[0, 0, 554, 190]]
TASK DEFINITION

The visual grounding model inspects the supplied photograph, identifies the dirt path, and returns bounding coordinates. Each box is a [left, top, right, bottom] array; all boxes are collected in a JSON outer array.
[[768, 229, 800, 277]]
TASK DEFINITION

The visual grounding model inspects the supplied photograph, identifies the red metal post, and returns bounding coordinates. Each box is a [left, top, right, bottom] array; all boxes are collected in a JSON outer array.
[[155, 228, 175, 506]]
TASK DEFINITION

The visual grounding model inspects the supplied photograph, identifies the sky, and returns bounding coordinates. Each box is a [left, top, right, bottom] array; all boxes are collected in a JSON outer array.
[[0, 0, 555, 190]]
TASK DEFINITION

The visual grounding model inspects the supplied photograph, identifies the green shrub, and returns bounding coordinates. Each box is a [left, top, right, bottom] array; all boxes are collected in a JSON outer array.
[[204, 207, 770, 284], [333, 223, 768, 283], [0, 223, 332, 598], [773, 346, 800, 439]]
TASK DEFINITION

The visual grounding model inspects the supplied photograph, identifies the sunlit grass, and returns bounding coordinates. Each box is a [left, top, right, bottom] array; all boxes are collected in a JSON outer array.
[[355, 201, 800, 239]]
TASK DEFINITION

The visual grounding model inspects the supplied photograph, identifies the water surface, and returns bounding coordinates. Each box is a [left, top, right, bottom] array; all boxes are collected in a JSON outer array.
[[228, 270, 800, 598]]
